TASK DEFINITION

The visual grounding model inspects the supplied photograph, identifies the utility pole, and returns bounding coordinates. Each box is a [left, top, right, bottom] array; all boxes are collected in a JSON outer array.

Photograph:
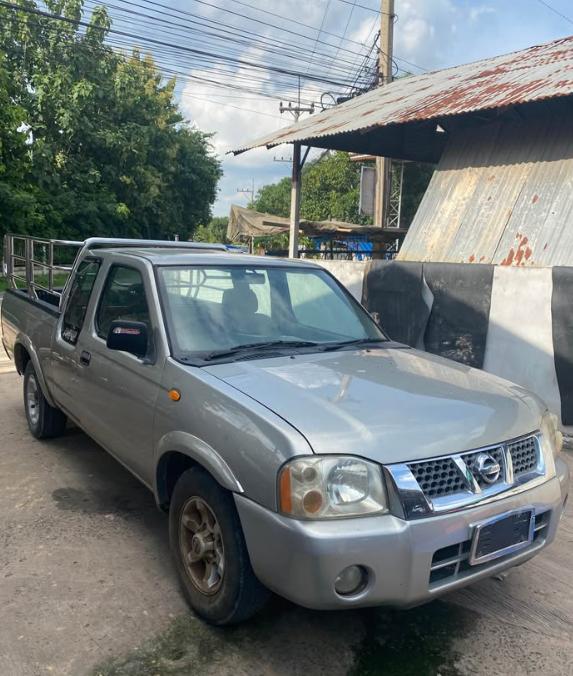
[[374, 0, 395, 228], [237, 177, 255, 206], [283, 77, 314, 258], [289, 143, 302, 258], [280, 76, 315, 122]]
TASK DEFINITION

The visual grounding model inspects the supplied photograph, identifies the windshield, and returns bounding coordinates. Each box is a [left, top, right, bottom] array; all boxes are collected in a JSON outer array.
[[157, 265, 386, 362]]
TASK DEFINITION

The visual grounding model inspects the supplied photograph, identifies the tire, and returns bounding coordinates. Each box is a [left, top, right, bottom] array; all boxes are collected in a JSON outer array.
[[169, 467, 269, 625], [23, 361, 67, 439]]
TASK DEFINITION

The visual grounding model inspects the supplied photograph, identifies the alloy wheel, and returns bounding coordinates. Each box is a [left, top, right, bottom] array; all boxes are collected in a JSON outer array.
[[179, 496, 225, 595]]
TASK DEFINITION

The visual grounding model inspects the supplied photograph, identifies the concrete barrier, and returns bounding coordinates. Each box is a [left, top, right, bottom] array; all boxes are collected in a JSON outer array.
[[319, 259, 570, 430]]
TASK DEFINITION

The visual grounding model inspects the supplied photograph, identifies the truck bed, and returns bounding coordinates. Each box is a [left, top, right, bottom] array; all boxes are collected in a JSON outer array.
[[1, 288, 60, 365]]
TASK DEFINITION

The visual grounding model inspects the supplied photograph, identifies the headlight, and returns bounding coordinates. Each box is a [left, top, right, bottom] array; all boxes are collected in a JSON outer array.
[[278, 456, 387, 519], [540, 411, 563, 459]]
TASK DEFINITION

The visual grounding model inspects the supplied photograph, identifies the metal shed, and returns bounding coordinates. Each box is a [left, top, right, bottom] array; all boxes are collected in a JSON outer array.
[[233, 34, 573, 265]]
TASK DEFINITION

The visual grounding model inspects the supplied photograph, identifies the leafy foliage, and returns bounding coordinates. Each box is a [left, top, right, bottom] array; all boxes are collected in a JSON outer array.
[[252, 150, 433, 227], [0, 0, 221, 245], [193, 216, 229, 243]]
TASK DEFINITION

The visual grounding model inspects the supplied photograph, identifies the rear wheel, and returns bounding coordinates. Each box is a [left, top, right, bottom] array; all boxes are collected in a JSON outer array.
[[23, 361, 67, 439], [169, 467, 269, 625]]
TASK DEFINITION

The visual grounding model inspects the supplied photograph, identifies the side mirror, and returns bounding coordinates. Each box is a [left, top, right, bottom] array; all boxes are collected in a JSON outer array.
[[106, 320, 148, 358]]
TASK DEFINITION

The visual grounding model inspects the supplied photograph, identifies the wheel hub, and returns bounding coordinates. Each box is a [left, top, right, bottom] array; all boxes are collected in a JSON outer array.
[[26, 374, 40, 427], [179, 496, 225, 595]]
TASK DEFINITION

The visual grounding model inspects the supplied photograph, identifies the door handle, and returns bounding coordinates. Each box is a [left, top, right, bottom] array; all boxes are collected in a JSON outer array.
[[80, 350, 91, 366]]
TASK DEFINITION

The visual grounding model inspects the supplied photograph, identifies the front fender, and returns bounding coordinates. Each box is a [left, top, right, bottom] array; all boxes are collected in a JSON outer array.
[[15, 334, 57, 408], [155, 430, 244, 497]]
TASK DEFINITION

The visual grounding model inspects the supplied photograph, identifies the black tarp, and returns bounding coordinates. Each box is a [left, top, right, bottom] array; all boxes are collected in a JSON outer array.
[[552, 267, 573, 424], [422, 263, 494, 368], [362, 260, 430, 347]]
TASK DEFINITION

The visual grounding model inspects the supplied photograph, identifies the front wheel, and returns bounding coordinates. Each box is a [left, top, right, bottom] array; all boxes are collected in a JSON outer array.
[[23, 361, 67, 439], [169, 467, 269, 625]]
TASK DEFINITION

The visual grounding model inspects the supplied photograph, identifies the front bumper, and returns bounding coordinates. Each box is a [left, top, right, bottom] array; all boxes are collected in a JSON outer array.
[[235, 458, 569, 610]]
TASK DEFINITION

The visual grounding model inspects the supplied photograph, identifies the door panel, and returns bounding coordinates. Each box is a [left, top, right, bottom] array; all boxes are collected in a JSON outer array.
[[50, 259, 102, 420], [76, 263, 162, 485]]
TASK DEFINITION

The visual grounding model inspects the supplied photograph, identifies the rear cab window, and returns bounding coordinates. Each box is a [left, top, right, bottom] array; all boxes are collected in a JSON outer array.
[[61, 259, 101, 345]]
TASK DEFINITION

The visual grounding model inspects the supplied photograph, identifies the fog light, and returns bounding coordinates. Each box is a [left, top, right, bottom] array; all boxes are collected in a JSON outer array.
[[334, 565, 367, 596]]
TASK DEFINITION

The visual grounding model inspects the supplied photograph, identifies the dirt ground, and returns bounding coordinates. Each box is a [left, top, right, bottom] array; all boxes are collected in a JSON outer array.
[[1, 326, 572, 676]]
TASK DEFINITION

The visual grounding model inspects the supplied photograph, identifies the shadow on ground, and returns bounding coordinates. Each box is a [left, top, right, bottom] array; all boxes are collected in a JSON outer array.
[[92, 598, 476, 676]]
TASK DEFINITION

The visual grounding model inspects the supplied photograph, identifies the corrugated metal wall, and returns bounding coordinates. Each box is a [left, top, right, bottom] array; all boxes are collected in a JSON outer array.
[[398, 117, 573, 266]]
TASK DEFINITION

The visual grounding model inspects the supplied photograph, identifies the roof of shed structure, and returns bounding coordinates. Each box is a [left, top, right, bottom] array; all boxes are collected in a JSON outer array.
[[227, 205, 407, 241], [232, 34, 573, 163]]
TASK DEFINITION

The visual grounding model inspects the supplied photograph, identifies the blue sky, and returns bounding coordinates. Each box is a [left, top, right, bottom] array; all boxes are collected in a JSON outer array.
[[100, 0, 573, 217]]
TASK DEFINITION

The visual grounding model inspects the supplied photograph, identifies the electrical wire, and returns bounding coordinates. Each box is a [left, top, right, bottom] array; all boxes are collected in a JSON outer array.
[[0, 0, 363, 89], [534, 0, 573, 25], [227, 0, 375, 51], [324, 0, 357, 80], [334, 0, 381, 14], [86, 0, 370, 75]]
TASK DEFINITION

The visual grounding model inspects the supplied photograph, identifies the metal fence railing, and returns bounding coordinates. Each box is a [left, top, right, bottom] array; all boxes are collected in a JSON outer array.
[[2, 234, 82, 300], [2, 234, 230, 302]]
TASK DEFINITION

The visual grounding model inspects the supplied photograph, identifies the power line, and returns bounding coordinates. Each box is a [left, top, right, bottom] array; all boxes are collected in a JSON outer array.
[[324, 0, 358, 81], [81, 0, 369, 78], [0, 1, 362, 89], [5, 10, 338, 113], [137, 0, 369, 61], [305, 0, 332, 77], [534, 0, 573, 25], [227, 0, 375, 51], [180, 92, 283, 119], [334, 0, 381, 14]]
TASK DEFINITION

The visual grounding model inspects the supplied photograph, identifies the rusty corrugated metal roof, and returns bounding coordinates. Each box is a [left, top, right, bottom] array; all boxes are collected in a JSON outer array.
[[232, 35, 573, 155]]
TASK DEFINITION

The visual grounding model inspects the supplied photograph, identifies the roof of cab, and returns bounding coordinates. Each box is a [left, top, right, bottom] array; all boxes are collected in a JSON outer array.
[[97, 247, 321, 268]]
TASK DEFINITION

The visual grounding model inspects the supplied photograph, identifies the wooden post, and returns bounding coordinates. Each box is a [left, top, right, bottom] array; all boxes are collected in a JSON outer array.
[[374, 0, 395, 227], [289, 142, 302, 258]]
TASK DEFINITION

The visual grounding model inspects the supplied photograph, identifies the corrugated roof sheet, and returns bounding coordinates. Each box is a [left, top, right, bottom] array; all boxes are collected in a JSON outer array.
[[232, 34, 573, 155], [397, 116, 573, 266]]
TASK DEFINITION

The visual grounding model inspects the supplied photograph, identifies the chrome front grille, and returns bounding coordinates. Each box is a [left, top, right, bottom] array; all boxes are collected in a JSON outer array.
[[508, 436, 538, 476], [387, 433, 545, 519], [408, 458, 467, 499]]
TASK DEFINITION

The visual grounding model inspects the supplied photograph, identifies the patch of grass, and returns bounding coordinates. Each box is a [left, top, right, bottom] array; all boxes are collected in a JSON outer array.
[[92, 609, 276, 676], [0, 273, 69, 293], [93, 616, 226, 676]]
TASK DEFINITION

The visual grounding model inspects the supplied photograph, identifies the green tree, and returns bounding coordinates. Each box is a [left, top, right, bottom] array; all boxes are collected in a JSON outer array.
[[252, 151, 366, 223], [252, 150, 433, 227], [0, 0, 221, 244], [252, 178, 291, 217], [193, 216, 229, 243]]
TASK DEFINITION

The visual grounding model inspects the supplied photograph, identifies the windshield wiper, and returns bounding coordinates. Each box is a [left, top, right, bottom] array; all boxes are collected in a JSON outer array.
[[202, 340, 320, 362], [319, 338, 388, 352]]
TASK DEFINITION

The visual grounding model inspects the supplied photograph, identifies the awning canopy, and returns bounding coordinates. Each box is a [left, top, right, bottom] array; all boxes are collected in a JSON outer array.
[[227, 205, 406, 241], [231, 35, 573, 164]]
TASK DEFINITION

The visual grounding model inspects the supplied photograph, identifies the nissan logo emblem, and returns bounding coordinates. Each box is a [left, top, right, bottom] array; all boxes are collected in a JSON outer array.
[[475, 453, 501, 484]]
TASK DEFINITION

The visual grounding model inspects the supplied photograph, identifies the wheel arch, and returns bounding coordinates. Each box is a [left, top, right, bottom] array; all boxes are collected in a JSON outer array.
[[155, 431, 244, 511], [14, 336, 57, 407]]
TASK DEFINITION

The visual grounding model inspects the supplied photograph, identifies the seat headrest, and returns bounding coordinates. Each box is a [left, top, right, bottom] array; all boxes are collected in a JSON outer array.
[[222, 285, 259, 315]]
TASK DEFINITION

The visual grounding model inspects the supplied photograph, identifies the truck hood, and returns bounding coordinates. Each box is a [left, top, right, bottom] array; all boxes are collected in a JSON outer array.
[[205, 346, 543, 464]]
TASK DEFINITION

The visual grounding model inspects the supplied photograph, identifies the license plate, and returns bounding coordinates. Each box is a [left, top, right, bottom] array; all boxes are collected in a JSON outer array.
[[469, 508, 534, 565]]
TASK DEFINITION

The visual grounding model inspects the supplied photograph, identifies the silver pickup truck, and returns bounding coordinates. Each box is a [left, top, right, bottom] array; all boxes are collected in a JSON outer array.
[[1, 235, 569, 626]]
